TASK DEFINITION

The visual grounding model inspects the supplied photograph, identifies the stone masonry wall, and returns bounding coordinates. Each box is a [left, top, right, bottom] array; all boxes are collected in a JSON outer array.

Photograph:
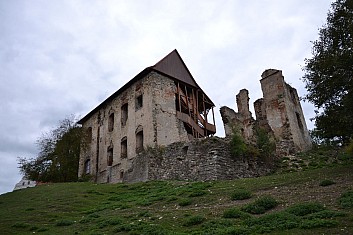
[[79, 71, 190, 183], [124, 137, 273, 182]]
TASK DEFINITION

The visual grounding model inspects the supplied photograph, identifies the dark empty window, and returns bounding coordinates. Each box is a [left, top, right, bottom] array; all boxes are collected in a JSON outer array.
[[85, 159, 91, 174], [121, 137, 127, 158], [120, 171, 124, 179], [107, 148, 113, 166], [136, 95, 143, 110], [108, 113, 114, 132], [136, 130, 143, 153], [121, 103, 128, 126]]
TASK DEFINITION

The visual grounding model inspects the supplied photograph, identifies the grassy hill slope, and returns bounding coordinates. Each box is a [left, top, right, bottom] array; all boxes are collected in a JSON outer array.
[[1, 154, 353, 234]]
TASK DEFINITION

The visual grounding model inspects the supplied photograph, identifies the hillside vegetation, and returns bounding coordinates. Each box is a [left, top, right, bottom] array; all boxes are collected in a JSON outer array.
[[1, 147, 353, 235]]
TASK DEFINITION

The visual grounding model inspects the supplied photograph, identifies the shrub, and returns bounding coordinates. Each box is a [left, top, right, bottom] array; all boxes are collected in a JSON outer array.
[[304, 210, 346, 219], [230, 132, 247, 157], [319, 179, 335, 187], [245, 211, 299, 232], [346, 139, 353, 156], [56, 219, 74, 226], [189, 190, 207, 197], [179, 198, 192, 207], [223, 208, 251, 219], [183, 215, 206, 226], [241, 196, 278, 214], [285, 202, 325, 216], [255, 127, 276, 158], [230, 189, 252, 200], [338, 190, 353, 208], [299, 218, 338, 229], [12, 222, 30, 229]]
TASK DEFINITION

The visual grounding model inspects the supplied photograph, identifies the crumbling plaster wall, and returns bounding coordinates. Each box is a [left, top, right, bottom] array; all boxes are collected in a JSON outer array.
[[78, 72, 189, 183]]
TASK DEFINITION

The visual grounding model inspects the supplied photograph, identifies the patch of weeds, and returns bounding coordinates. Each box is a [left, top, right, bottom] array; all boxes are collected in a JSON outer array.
[[183, 215, 206, 226], [136, 199, 153, 206], [113, 224, 133, 233], [189, 190, 207, 197], [285, 202, 325, 216], [338, 190, 353, 208], [319, 179, 336, 186], [138, 210, 151, 217], [30, 225, 39, 231], [97, 218, 122, 228], [241, 196, 278, 214], [245, 211, 299, 233], [37, 227, 49, 232], [223, 208, 251, 219], [230, 189, 252, 200], [299, 218, 339, 229], [108, 196, 121, 201], [87, 213, 100, 218], [166, 196, 178, 202], [79, 217, 92, 224], [119, 203, 131, 209], [85, 190, 104, 195], [179, 198, 192, 206], [25, 207, 35, 211], [223, 227, 252, 235], [56, 219, 74, 226], [12, 222, 30, 229], [304, 210, 346, 219]]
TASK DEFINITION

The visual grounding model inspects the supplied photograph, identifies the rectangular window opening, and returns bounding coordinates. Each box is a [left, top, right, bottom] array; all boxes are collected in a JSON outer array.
[[121, 137, 127, 158], [136, 95, 143, 110], [121, 104, 128, 126], [136, 130, 143, 153], [108, 113, 114, 132], [107, 148, 113, 166]]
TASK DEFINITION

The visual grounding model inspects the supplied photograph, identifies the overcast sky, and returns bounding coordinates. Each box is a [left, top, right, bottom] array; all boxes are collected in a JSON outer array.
[[0, 0, 333, 195]]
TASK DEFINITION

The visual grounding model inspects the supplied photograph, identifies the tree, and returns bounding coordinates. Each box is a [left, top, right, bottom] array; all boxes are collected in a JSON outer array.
[[303, 0, 353, 144], [18, 116, 87, 182]]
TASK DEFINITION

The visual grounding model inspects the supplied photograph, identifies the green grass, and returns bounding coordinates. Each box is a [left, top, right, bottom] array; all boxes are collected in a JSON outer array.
[[1, 164, 352, 234], [241, 195, 278, 214], [230, 188, 252, 200]]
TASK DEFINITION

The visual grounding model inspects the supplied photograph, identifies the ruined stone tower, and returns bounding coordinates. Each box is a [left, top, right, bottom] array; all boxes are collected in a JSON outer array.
[[258, 69, 312, 154], [221, 69, 312, 156]]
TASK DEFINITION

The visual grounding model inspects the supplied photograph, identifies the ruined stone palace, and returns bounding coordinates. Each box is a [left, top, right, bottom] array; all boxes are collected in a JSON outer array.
[[220, 69, 312, 156], [78, 50, 216, 183], [78, 50, 312, 183]]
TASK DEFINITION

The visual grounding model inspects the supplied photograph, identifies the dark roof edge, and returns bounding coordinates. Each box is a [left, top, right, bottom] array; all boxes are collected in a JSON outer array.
[[78, 67, 152, 124], [78, 50, 215, 125]]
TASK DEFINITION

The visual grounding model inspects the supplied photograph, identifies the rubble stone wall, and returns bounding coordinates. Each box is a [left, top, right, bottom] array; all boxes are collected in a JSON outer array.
[[124, 137, 273, 182]]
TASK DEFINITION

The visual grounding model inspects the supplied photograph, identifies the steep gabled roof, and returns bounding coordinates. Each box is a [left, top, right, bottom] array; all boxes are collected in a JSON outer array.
[[152, 49, 199, 88], [78, 49, 214, 124]]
